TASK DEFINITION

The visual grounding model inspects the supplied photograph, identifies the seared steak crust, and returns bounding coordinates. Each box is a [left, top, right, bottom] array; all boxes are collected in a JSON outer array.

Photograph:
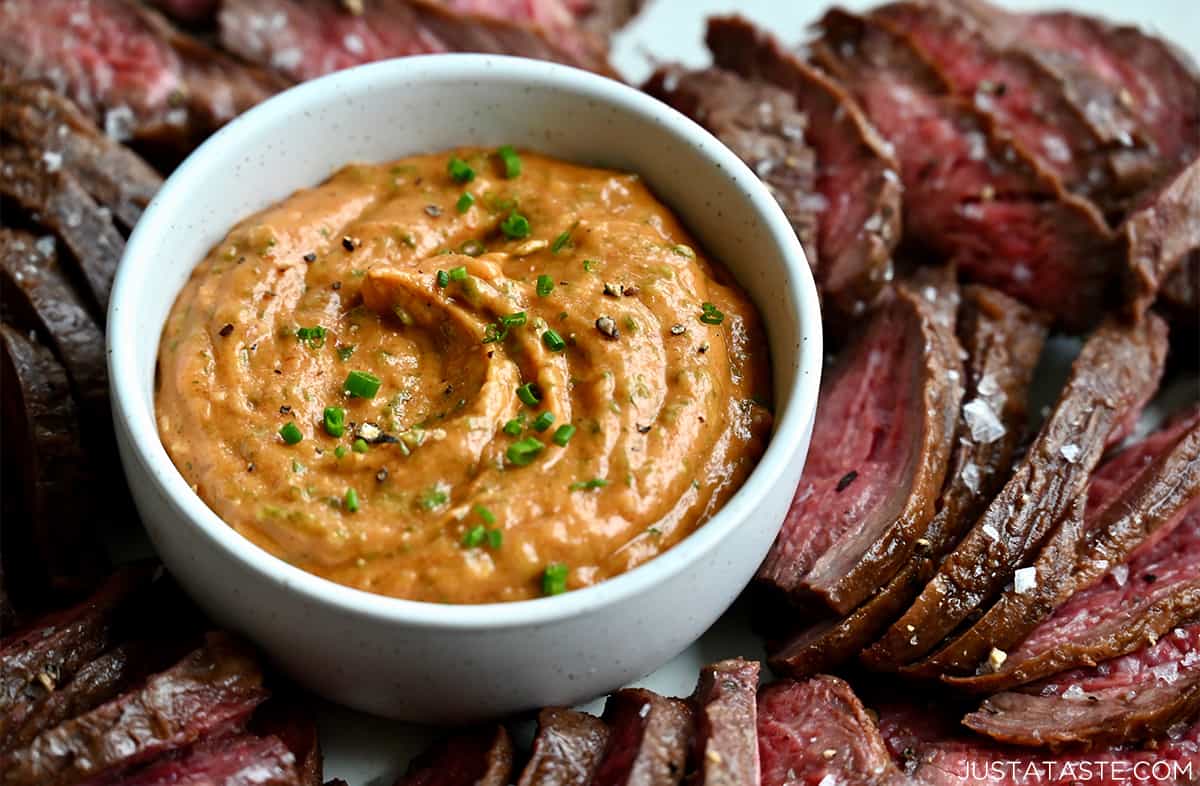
[[1121, 158, 1200, 319], [394, 725, 513, 786], [112, 733, 301, 786], [593, 689, 693, 786], [689, 659, 759, 786], [517, 708, 609, 786]]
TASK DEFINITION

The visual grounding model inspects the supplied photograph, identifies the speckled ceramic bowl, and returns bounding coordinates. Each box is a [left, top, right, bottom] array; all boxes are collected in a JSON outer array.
[[109, 54, 822, 722]]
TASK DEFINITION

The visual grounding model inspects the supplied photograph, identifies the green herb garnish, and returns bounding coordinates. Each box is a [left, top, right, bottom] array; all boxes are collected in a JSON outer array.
[[344, 488, 360, 513], [279, 422, 303, 445], [699, 302, 725, 325], [542, 328, 566, 352], [500, 211, 531, 239], [552, 424, 576, 446], [447, 157, 475, 183], [296, 325, 327, 349], [516, 382, 541, 407], [506, 436, 545, 466], [542, 562, 569, 596], [323, 406, 346, 437], [532, 411, 555, 432], [497, 145, 522, 178], [569, 478, 608, 491], [536, 274, 554, 297], [344, 370, 381, 399], [456, 192, 475, 213]]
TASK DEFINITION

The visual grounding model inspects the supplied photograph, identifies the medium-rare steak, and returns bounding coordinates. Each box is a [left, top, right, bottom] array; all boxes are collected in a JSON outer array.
[[217, 0, 612, 85], [706, 16, 901, 321], [771, 285, 1046, 678], [688, 659, 759, 786], [1121, 158, 1200, 319], [643, 66, 820, 278], [393, 725, 512, 786], [757, 276, 963, 615], [920, 407, 1200, 678], [516, 708, 609, 786], [0, 143, 125, 315], [0, 324, 109, 600], [0, 82, 162, 231], [105, 733, 301, 786], [865, 313, 1169, 668], [810, 10, 1116, 329], [757, 676, 904, 786], [964, 622, 1200, 750], [0, 632, 269, 786], [592, 689, 693, 786]]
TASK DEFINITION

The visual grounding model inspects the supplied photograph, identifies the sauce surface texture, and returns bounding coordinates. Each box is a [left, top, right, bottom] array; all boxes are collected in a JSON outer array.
[[157, 149, 772, 603]]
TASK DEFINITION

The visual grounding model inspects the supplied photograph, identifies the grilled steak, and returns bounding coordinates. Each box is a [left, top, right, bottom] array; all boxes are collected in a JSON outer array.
[[517, 708, 609, 786], [0, 324, 108, 599], [706, 16, 901, 320], [592, 689, 693, 786], [643, 66, 820, 276], [810, 9, 1116, 329], [922, 407, 1200, 678], [1121, 158, 1200, 319], [964, 622, 1200, 750], [771, 285, 1046, 678], [866, 313, 1169, 668], [758, 277, 963, 615], [251, 701, 323, 786], [107, 733, 302, 786], [218, 0, 612, 85], [394, 726, 513, 786], [1, 631, 268, 786], [688, 659, 759, 786], [758, 676, 904, 786]]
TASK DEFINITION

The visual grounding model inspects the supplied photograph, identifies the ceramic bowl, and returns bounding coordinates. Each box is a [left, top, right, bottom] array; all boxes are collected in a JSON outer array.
[[109, 54, 822, 722]]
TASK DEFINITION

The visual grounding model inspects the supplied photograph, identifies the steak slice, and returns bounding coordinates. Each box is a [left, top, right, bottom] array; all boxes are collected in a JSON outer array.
[[757, 676, 904, 786], [104, 734, 301, 786], [706, 16, 901, 320], [0, 632, 268, 786], [919, 407, 1200, 678], [394, 725, 512, 786], [688, 659, 759, 786], [770, 285, 1046, 678], [0, 323, 109, 600], [0, 143, 124, 315], [0, 82, 162, 231], [516, 708, 609, 786], [1121, 158, 1200, 319], [964, 622, 1200, 750], [865, 313, 1169, 668], [810, 9, 1117, 330], [592, 689, 693, 786], [218, 0, 612, 85], [757, 276, 963, 615], [251, 700, 323, 786], [642, 66, 820, 278]]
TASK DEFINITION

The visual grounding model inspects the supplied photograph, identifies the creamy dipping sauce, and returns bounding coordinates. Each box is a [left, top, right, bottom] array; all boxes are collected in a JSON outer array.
[[157, 148, 772, 603]]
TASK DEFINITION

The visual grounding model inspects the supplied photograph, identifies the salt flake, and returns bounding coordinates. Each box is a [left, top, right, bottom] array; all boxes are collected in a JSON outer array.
[[963, 398, 1006, 443], [1060, 443, 1081, 463], [41, 151, 62, 172], [1014, 567, 1037, 594], [1062, 684, 1085, 699], [961, 462, 982, 494]]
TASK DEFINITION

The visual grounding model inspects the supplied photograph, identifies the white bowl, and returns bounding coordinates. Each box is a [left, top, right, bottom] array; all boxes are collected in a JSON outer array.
[[108, 54, 822, 722]]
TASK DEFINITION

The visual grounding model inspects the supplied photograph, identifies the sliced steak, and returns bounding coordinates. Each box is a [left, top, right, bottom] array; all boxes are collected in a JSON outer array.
[[771, 286, 1046, 678], [1121, 158, 1200, 319], [706, 16, 901, 320], [865, 313, 1169, 668], [757, 277, 963, 615], [922, 407, 1200, 678], [643, 66, 820, 278], [810, 10, 1117, 330], [0, 82, 162, 231], [251, 700, 323, 786], [592, 689, 693, 786], [0, 143, 124, 315], [394, 726, 512, 786], [757, 676, 904, 786], [104, 733, 301, 786], [0, 324, 109, 600], [688, 659, 759, 786], [964, 622, 1200, 750], [517, 708, 609, 786], [0, 632, 268, 786], [218, 0, 612, 85]]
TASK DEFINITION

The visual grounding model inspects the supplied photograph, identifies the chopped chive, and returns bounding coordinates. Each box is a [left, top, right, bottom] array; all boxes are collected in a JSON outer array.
[[296, 325, 327, 349], [699, 302, 725, 325], [460, 239, 486, 257], [447, 157, 475, 183], [542, 328, 566, 352], [456, 192, 475, 213], [334, 445, 348, 459], [344, 370, 381, 399], [436, 269, 450, 288], [345, 488, 360, 513], [500, 311, 527, 328], [449, 265, 468, 282], [542, 562, 569, 596], [483, 323, 507, 344], [419, 486, 449, 510], [337, 345, 355, 361], [497, 145, 522, 178], [552, 424, 576, 446], [583, 259, 597, 272], [551, 229, 571, 254], [463, 525, 486, 547], [487, 529, 503, 549], [502, 417, 524, 436], [352, 438, 369, 453], [532, 411, 555, 432], [536, 274, 554, 297], [516, 382, 541, 407], [474, 504, 496, 525], [279, 422, 303, 445], [323, 406, 346, 437], [506, 436, 544, 466], [500, 211, 531, 239], [569, 478, 608, 491]]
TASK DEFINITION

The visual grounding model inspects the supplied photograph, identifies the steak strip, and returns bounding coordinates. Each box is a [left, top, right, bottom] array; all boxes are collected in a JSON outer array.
[[104, 733, 301, 786], [919, 407, 1200, 677], [393, 725, 513, 786], [688, 659, 759, 786], [770, 285, 1045, 678], [516, 708, 609, 786], [810, 9, 1116, 329], [705, 15, 901, 320], [1121, 158, 1200, 318], [758, 275, 963, 615], [592, 689, 693, 786], [964, 622, 1200, 750], [865, 313, 1169, 668]]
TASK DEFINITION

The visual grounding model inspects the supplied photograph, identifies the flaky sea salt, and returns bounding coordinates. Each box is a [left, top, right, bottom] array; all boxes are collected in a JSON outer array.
[[1062, 685, 1085, 699], [962, 462, 982, 494], [1111, 564, 1129, 587], [343, 33, 365, 55], [1153, 663, 1180, 684], [1014, 567, 1037, 594], [963, 399, 1006, 443], [1060, 443, 1081, 463], [35, 236, 56, 257], [41, 151, 62, 172], [104, 106, 135, 142], [982, 523, 1000, 541]]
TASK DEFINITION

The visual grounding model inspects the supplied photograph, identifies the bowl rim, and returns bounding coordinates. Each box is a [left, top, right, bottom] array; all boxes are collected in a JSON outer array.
[[108, 53, 823, 631]]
